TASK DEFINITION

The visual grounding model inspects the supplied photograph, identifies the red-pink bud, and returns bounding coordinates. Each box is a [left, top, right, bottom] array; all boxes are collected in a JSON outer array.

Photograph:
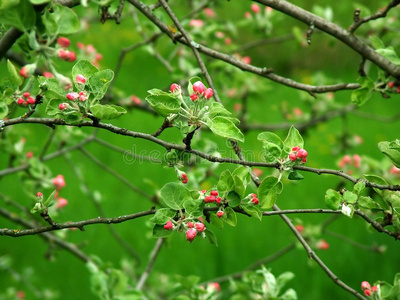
[[364, 289, 372, 297], [217, 211, 224, 218], [210, 190, 218, 196], [131, 95, 142, 105], [208, 282, 221, 293], [361, 281, 371, 290], [66, 92, 79, 101], [353, 154, 361, 168], [53, 174, 66, 190], [43, 72, 54, 78], [180, 173, 188, 184], [59, 103, 67, 110], [95, 53, 103, 61], [57, 37, 71, 48], [76, 74, 86, 84], [58, 49, 69, 60], [195, 222, 205, 232], [170, 83, 180, 93], [67, 51, 76, 62], [242, 56, 251, 64], [56, 197, 68, 209], [297, 149, 308, 159], [189, 19, 204, 27], [388, 81, 395, 89], [77, 42, 85, 49], [292, 146, 300, 152], [190, 93, 198, 101], [204, 88, 213, 99], [20, 66, 31, 78], [289, 153, 297, 161], [371, 286, 378, 292], [187, 221, 194, 228], [244, 11, 251, 19], [317, 239, 329, 250], [17, 98, 25, 105], [164, 220, 174, 230], [186, 228, 197, 243], [301, 158, 307, 164], [251, 3, 261, 13], [27, 97, 36, 105], [193, 81, 206, 95], [36, 192, 43, 198], [204, 195, 216, 203], [23, 92, 30, 98], [295, 224, 304, 233], [216, 197, 222, 204], [26, 151, 33, 159], [252, 197, 259, 205], [78, 91, 88, 101]]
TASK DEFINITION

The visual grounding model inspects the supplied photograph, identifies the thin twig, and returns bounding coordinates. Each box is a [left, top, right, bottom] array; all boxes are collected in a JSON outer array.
[[136, 238, 164, 290]]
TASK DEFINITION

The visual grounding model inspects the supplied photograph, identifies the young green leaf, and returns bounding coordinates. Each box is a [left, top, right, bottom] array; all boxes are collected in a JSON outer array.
[[227, 191, 242, 207], [152, 224, 174, 238], [258, 176, 283, 209], [257, 132, 284, 149], [378, 141, 400, 168], [89, 69, 114, 100], [224, 207, 237, 227], [241, 204, 262, 221], [207, 116, 244, 142], [145, 94, 181, 117], [43, 4, 80, 34], [7, 60, 22, 86], [204, 228, 218, 246], [324, 189, 341, 209], [283, 126, 303, 153], [217, 169, 234, 194], [343, 191, 357, 204], [72, 60, 99, 81], [160, 182, 191, 210], [288, 170, 304, 180], [149, 208, 176, 225], [90, 104, 126, 120]]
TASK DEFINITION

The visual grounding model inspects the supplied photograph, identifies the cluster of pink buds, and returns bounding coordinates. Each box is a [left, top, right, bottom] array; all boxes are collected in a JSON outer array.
[[176, 169, 188, 184], [52, 174, 68, 209], [16, 92, 36, 106], [204, 190, 222, 204], [20, 64, 36, 78], [361, 281, 378, 297], [76, 74, 86, 85], [57, 37, 76, 62], [250, 193, 259, 205], [387, 81, 400, 93], [288, 146, 308, 163], [189, 81, 213, 101], [338, 154, 361, 169], [185, 221, 206, 243], [77, 42, 103, 67]]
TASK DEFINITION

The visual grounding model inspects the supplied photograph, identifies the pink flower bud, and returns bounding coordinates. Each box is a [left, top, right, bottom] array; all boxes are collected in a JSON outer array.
[[78, 91, 88, 101], [204, 195, 216, 203], [27, 96, 35, 105], [301, 158, 307, 164], [388, 81, 395, 89], [242, 56, 251, 64], [364, 289, 372, 297], [131, 95, 142, 105], [316, 239, 329, 250], [189, 19, 204, 27], [390, 165, 400, 174], [186, 228, 197, 243], [36, 192, 43, 198], [203, 8, 215, 17], [207, 282, 221, 293], [95, 53, 103, 61], [57, 37, 71, 48], [170, 83, 180, 93], [292, 146, 300, 152], [43, 72, 54, 78], [371, 286, 378, 292], [195, 222, 205, 232], [76, 74, 86, 84], [193, 81, 206, 95], [187, 221, 194, 228], [244, 11, 251, 19], [216, 197, 221, 204], [252, 197, 259, 205], [26, 151, 33, 159], [58, 49, 69, 60], [190, 93, 198, 101], [217, 211, 224, 218], [77, 42, 85, 49], [53, 174, 66, 190], [181, 173, 188, 184], [66, 92, 79, 101], [251, 3, 261, 13], [361, 281, 371, 290], [59, 103, 67, 110], [23, 92, 30, 98], [297, 149, 308, 159], [17, 98, 25, 105], [289, 153, 297, 161], [17, 291, 25, 299], [225, 37, 232, 45], [353, 154, 361, 168], [210, 190, 218, 196], [56, 197, 68, 209], [295, 224, 304, 233], [67, 51, 76, 62], [164, 220, 174, 230], [20, 65, 35, 78], [204, 88, 213, 99]]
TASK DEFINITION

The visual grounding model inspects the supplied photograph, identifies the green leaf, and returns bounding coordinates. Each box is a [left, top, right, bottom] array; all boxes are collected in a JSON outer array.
[[262, 142, 282, 163], [343, 191, 357, 204], [0, 98, 9, 119], [288, 170, 304, 180], [152, 224, 174, 238], [72, 60, 99, 80], [351, 77, 374, 106], [175, 274, 201, 290], [149, 208, 176, 225], [0, 0, 19, 10], [378, 141, 400, 168], [207, 116, 244, 142], [233, 175, 246, 198], [241, 204, 262, 221], [160, 182, 191, 210], [43, 190, 57, 206], [204, 228, 218, 246], [183, 199, 204, 218], [283, 126, 303, 153], [43, 4, 80, 34], [46, 98, 65, 116], [369, 35, 385, 49], [276, 272, 295, 294], [258, 176, 283, 209], [217, 170, 234, 194], [227, 191, 242, 207], [145, 94, 181, 117], [232, 166, 251, 186], [89, 69, 114, 100], [376, 47, 400, 65], [7, 60, 22, 86], [324, 189, 341, 209], [90, 104, 126, 120], [353, 181, 366, 196], [210, 212, 224, 229], [358, 196, 377, 209], [257, 132, 284, 149], [0, 0, 35, 31], [208, 102, 232, 119], [40, 77, 67, 99], [224, 207, 237, 226], [280, 288, 298, 300]]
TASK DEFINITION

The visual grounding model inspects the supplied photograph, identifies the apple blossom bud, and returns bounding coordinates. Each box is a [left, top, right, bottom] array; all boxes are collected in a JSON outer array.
[[316, 239, 329, 250], [67, 92, 79, 101], [204, 88, 213, 99], [216, 197, 221, 204], [170, 83, 180, 93], [186, 228, 197, 243], [195, 222, 205, 232], [289, 153, 297, 161], [23, 92, 30, 98], [371, 286, 378, 292], [59, 103, 67, 110], [190, 93, 198, 101], [76, 74, 86, 84], [164, 220, 174, 230], [26, 151, 33, 159], [17, 291, 25, 299], [210, 190, 218, 196], [187, 221, 194, 228], [56, 197, 68, 209], [58, 49, 69, 60], [388, 81, 395, 89], [204, 195, 216, 203], [27, 97, 36, 105], [20, 64, 36, 78], [193, 81, 206, 95], [207, 282, 221, 293], [78, 91, 88, 101], [361, 281, 371, 290], [295, 224, 304, 233], [43, 72, 54, 78], [57, 37, 71, 48], [353, 154, 361, 168], [217, 211, 224, 218], [364, 289, 372, 297], [244, 11, 251, 19], [251, 3, 261, 13], [36, 192, 43, 199], [292, 146, 300, 152], [242, 56, 251, 64], [297, 149, 308, 159], [17, 98, 25, 105], [252, 197, 259, 205], [181, 173, 188, 184], [189, 19, 204, 27], [53, 174, 66, 190], [68, 51, 76, 62], [203, 8, 215, 17]]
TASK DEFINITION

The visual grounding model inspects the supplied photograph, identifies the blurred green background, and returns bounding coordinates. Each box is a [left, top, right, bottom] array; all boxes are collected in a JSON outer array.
[[1, 0, 400, 299]]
